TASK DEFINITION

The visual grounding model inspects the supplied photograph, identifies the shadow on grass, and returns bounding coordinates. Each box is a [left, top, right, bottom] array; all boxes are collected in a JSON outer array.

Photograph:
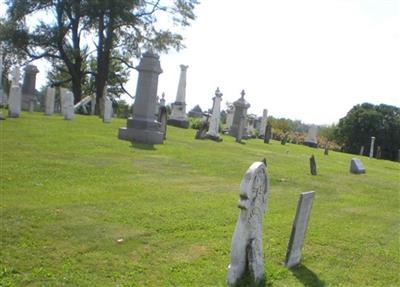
[[290, 264, 326, 287], [131, 142, 156, 150]]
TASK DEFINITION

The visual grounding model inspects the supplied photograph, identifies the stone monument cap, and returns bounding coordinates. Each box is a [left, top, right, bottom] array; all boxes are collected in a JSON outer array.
[[24, 65, 39, 74]]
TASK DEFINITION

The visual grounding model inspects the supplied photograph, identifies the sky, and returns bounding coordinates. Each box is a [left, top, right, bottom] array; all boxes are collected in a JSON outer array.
[[2, 0, 399, 125]]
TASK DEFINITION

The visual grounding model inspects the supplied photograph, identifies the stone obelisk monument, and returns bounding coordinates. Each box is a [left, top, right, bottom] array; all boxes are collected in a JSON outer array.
[[168, 65, 189, 128]]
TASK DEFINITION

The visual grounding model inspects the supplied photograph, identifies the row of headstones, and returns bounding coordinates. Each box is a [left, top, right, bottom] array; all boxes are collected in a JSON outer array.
[[226, 161, 315, 286]]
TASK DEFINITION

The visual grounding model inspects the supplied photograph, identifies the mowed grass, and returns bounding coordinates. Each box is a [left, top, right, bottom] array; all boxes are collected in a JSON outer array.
[[0, 111, 399, 287]]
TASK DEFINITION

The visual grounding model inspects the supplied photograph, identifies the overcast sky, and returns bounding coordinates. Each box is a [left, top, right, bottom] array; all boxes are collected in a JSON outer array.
[[2, 0, 399, 125]]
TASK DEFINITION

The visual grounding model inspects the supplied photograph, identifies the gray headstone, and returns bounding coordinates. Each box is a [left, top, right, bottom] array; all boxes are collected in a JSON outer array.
[[376, 146, 381, 159], [206, 88, 223, 141], [359, 145, 364, 156], [21, 65, 39, 111], [8, 85, 22, 118], [227, 161, 269, 286], [369, 136, 375, 158], [44, 87, 55, 115], [304, 125, 318, 148], [285, 191, 315, 268], [350, 158, 366, 174], [230, 90, 250, 138], [118, 51, 164, 144], [264, 124, 272, 144], [158, 107, 167, 140], [63, 91, 74, 120]]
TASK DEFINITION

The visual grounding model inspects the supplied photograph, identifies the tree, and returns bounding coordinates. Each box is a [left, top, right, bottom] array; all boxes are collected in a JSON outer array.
[[335, 103, 400, 160], [2, 0, 199, 108]]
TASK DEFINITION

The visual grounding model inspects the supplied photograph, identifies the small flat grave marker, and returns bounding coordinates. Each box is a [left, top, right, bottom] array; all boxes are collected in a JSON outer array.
[[350, 158, 366, 174], [285, 191, 315, 268]]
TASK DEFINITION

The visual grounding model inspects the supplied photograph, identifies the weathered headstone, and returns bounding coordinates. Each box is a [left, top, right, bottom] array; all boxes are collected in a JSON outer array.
[[235, 115, 245, 143], [21, 65, 39, 112], [229, 90, 250, 138], [205, 88, 223, 141], [304, 125, 318, 148], [60, 88, 68, 116], [376, 146, 381, 159], [309, 155, 317, 175], [63, 91, 74, 120], [225, 109, 234, 131], [168, 65, 189, 128], [8, 85, 22, 118], [259, 109, 268, 138], [44, 87, 55, 115], [369, 136, 375, 158], [158, 106, 167, 140], [285, 191, 315, 268], [350, 158, 366, 174], [118, 51, 164, 144], [227, 161, 269, 286], [359, 145, 364, 156], [264, 123, 272, 144], [103, 95, 112, 123]]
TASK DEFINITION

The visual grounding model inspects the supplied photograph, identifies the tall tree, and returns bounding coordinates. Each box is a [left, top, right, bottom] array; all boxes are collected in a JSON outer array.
[[2, 0, 90, 103]]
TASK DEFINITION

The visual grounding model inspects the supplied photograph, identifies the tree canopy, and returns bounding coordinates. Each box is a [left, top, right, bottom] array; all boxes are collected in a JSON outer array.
[[1, 0, 199, 107], [335, 103, 400, 160]]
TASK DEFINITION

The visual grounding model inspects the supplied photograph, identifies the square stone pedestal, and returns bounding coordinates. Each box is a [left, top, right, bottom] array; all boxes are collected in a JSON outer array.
[[118, 118, 164, 144]]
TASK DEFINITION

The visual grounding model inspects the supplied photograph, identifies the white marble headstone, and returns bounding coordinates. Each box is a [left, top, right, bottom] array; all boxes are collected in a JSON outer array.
[[45, 87, 55, 115], [103, 96, 112, 123], [63, 91, 74, 120], [227, 161, 269, 286]]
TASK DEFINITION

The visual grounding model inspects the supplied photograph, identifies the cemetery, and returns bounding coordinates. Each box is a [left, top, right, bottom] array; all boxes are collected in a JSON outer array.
[[0, 1, 399, 286]]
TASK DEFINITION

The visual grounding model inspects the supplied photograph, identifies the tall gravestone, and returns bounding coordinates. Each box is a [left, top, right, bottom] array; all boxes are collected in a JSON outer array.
[[359, 145, 364, 156], [285, 191, 315, 268], [102, 87, 112, 123], [264, 123, 272, 144], [63, 91, 74, 120], [225, 109, 234, 131], [21, 65, 39, 112], [227, 161, 269, 286], [44, 87, 55, 115], [206, 88, 223, 141], [8, 68, 22, 118], [168, 65, 189, 128], [60, 88, 68, 116], [259, 109, 268, 138], [118, 51, 164, 144], [229, 90, 250, 138], [369, 136, 375, 158], [158, 107, 168, 140], [304, 125, 318, 148]]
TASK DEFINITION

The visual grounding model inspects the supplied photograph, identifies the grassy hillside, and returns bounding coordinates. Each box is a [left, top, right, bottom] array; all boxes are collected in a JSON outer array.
[[1, 111, 399, 286]]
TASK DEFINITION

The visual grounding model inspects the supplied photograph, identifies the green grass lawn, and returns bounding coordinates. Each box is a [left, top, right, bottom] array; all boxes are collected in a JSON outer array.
[[1, 111, 399, 287]]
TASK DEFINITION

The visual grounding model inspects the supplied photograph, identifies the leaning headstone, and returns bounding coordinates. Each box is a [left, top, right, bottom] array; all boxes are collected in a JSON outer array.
[[369, 136, 375, 158], [285, 191, 315, 268], [264, 124, 272, 144], [21, 65, 39, 111], [376, 146, 381, 159], [118, 51, 164, 144], [259, 109, 268, 138], [168, 65, 189, 128], [350, 158, 366, 174], [205, 87, 223, 141], [63, 91, 74, 120], [309, 155, 317, 175], [229, 90, 250, 138], [44, 87, 55, 115], [304, 125, 318, 148], [359, 145, 364, 156], [227, 161, 269, 286]]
